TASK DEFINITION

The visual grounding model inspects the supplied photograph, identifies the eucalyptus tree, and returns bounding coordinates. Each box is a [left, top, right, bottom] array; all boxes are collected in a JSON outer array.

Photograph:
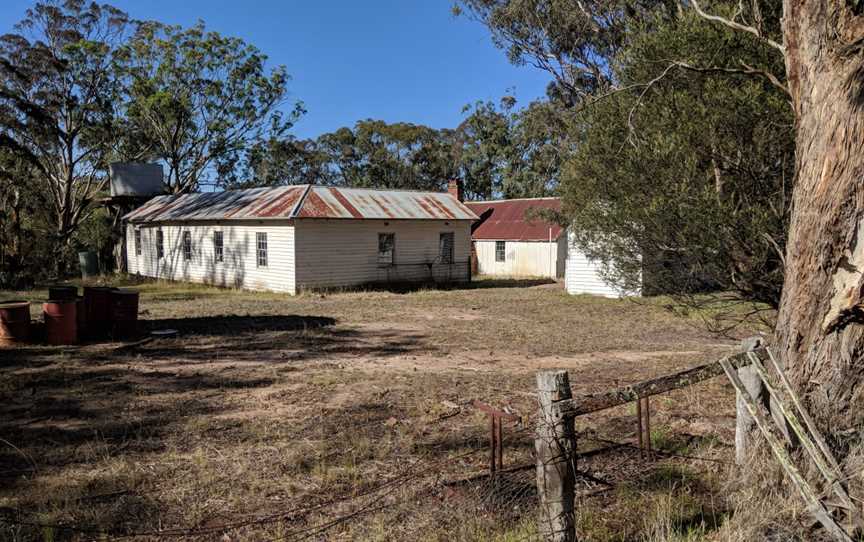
[[561, 7, 791, 325], [767, 0, 864, 443], [116, 21, 303, 194], [0, 0, 130, 275], [454, 100, 512, 199], [463, 0, 864, 525]]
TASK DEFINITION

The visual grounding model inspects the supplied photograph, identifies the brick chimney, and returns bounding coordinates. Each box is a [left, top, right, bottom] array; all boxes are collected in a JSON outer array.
[[447, 179, 464, 202]]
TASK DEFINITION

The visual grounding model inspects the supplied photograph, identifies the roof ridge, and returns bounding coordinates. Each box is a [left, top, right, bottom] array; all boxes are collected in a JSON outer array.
[[290, 184, 314, 219]]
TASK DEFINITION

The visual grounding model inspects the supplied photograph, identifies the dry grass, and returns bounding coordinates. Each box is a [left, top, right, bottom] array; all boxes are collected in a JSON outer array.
[[0, 276, 762, 541]]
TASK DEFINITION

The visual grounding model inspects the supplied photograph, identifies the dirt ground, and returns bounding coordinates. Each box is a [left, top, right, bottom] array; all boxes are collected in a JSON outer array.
[[0, 277, 758, 541]]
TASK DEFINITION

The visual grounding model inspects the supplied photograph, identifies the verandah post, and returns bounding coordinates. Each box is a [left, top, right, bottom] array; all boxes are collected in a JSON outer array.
[[535, 370, 577, 542]]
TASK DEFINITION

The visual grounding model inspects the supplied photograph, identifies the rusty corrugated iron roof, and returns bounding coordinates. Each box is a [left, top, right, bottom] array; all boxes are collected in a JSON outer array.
[[123, 185, 478, 223], [464, 198, 564, 241]]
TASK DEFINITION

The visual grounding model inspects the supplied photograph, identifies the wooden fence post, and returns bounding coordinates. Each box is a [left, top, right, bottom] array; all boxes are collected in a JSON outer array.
[[535, 370, 577, 542], [736, 336, 765, 464]]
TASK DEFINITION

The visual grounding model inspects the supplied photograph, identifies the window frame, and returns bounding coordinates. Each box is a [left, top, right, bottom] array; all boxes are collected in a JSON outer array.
[[134, 228, 141, 256], [182, 231, 192, 262], [213, 231, 224, 263], [156, 229, 164, 260], [495, 240, 506, 263], [377, 233, 395, 267], [256, 232, 268, 268], [439, 232, 454, 264]]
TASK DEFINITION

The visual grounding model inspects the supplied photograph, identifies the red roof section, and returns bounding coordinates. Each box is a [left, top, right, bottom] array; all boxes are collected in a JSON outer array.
[[465, 198, 564, 241]]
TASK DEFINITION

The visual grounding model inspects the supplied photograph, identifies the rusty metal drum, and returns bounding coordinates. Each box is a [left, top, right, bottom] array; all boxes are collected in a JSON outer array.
[[43, 300, 77, 345], [76, 296, 88, 339], [83, 286, 112, 339], [0, 301, 30, 346], [111, 288, 140, 340]]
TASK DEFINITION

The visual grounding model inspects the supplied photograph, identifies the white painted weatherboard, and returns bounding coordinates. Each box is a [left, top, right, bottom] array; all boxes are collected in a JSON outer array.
[[473, 239, 564, 278], [565, 231, 636, 298], [126, 221, 296, 293], [126, 218, 471, 294], [293, 219, 472, 290]]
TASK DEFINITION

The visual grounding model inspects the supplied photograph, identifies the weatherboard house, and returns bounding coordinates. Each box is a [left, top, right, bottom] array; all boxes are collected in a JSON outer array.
[[465, 197, 633, 298], [123, 182, 477, 294]]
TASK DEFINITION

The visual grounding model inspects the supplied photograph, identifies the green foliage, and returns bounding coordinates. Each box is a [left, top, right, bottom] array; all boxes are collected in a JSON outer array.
[[464, 0, 791, 316], [0, 2, 303, 280], [454, 0, 681, 102], [0, 0, 130, 277], [115, 20, 304, 193], [561, 7, 791, 309], [230, 99, 562, 200]]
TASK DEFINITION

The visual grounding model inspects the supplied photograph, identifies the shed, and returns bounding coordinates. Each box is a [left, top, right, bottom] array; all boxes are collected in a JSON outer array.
[[466, 197, 637, 298], [465, 198, 566, 279], [123, 184, 477, 294]]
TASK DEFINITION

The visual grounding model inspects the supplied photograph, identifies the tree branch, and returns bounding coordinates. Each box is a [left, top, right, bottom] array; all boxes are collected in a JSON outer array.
[[673, 60, 790, 96], [690, 0, 785, 53]]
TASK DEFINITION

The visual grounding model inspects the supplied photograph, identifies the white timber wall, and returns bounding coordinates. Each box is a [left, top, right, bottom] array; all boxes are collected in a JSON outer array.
[[474, 239, 564, 278], [293, 219, 472, 290], [565, 231, 639, 298], [126, 221, 296, 293]]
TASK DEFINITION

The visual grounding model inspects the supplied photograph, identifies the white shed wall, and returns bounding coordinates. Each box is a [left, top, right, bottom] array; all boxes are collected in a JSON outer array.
[[565, 231, 639, 298], [474, 239, 564, 278], [126, 221, 296, 293], [293, 219, 472, 290]]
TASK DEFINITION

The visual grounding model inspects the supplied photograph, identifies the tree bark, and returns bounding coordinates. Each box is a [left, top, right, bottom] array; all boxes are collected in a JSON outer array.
[[775, 3, 864, 435]]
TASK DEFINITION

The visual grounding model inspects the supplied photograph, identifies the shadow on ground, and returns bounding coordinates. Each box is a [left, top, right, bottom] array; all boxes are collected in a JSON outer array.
[[142, 313, 337, 336], [133, 313, 430, 364], [0, 311, 433, 517], [320, 277, 559, 295]]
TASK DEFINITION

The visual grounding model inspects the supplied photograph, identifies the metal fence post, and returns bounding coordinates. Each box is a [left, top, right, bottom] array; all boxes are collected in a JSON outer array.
[[535, 370, 577, 542]]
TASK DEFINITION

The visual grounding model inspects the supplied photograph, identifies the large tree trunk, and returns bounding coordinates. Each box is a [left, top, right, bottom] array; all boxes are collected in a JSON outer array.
[[775, 4, 864, 436]]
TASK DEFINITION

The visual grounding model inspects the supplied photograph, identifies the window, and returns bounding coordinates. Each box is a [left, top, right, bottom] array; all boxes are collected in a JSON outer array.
[[256, 232, 268, 268], [439, 232, 454, 264], [213, 231, 224, 263], [495, 241, 506, 263], [156, 230, 164, 259], [134, 229, 141, 256], [182, 231, 192, 261], [378, 233, 395, 267]]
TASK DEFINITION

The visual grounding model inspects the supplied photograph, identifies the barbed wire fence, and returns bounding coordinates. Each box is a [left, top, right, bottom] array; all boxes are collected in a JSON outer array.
[[0, 400, 544, 541], [1, 371, 742, 542]]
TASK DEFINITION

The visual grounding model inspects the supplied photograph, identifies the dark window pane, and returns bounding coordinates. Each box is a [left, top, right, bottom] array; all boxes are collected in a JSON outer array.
[[214, 231, 224, 263], [183, 231, 192, 261], [378, 233, 395, 266], [256, 232, 268, 268], [439, 232, 454, 264]]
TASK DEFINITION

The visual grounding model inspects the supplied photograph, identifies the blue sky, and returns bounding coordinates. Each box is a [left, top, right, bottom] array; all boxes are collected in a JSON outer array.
[[1, 0, 552, 139]]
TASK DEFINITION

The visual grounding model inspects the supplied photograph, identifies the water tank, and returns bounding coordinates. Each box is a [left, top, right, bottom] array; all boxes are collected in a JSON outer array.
[[109, 163, 164, 197]]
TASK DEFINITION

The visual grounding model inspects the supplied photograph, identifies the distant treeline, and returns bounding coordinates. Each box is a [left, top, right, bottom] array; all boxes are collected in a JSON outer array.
[[220, 100, 563, 202]]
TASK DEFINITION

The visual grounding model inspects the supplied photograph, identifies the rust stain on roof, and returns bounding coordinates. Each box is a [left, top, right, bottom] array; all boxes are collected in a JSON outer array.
[[294, 189, 336, 218], [257, 188, 304, 217], [124, 185, 478, 223], [327, 187, 363, 219], [369, 195, 396, 219], [424, 196, 455, 219]]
